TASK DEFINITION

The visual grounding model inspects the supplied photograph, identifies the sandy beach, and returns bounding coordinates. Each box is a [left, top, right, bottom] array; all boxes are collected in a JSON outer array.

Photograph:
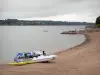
[[0, 31, 100, 75]]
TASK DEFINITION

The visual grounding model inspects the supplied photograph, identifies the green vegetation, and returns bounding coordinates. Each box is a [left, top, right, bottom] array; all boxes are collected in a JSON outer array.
[[96, 16, 100, 27], [96, 24, 100, 27]]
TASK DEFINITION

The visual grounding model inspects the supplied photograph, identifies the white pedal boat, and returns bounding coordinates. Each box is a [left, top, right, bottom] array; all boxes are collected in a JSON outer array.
[[15, 50, 57, 63], [32, 55, 57, 62]]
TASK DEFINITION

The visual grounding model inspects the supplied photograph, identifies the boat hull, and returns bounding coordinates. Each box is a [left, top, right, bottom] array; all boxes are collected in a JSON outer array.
[[32, 55, 57, 62], [8, 61, 35, 66]]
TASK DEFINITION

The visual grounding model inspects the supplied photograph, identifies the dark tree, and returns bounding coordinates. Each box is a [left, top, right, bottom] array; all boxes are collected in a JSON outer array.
[[96, 16, 100, 27]]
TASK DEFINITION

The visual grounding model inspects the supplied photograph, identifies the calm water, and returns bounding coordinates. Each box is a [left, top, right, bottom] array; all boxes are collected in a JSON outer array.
[[0, 25, 85, 63]]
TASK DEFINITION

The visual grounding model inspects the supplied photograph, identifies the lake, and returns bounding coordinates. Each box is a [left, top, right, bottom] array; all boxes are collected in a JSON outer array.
[[0, 25, 86, 63]]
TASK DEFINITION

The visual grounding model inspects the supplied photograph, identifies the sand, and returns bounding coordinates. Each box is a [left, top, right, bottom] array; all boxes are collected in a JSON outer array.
[[0, 31, 100, 75]]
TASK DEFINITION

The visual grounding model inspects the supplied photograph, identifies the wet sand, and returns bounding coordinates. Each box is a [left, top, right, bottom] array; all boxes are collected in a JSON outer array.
[[0, 31, 100, 75]]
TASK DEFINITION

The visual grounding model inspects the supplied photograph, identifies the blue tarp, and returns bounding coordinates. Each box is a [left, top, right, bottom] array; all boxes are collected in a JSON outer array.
[[26, 52, 32, 56], [17, 52, 33, 57], [14, 57, 21, 62], [17, 53, 24, 58]]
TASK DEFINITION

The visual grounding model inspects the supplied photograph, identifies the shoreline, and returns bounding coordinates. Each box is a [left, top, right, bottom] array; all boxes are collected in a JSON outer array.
[[0, 34, 87, 64], [55, 33, 89, 55], [0, 33, 89, 64], [0, 31, 100, 75]]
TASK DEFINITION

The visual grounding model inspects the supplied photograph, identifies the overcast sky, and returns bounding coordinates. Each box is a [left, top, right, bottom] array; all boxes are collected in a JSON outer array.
[[0, 0, 100, 22]]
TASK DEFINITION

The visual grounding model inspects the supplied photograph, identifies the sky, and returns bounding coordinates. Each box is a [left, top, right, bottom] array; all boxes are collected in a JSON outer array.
[[0, 0, 100, 22]]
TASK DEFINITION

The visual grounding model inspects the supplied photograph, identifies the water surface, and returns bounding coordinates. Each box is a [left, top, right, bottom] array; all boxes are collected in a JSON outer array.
[[0, 25, 85, 62]]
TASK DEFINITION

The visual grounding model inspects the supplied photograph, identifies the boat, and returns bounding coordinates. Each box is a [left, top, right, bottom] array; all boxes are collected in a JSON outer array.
[[8, 61, 35, 66], [32, 55, 57, 63], [32, 51, 57, 62], [8, 50, 57, 65]]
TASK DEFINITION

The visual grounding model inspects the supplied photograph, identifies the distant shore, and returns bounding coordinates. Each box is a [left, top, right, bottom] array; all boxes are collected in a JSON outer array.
[[0, 30, 100, 75], [0, 19, 94, 25]]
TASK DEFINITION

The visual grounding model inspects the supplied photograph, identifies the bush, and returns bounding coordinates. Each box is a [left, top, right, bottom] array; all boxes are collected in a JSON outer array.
[[96, 16, 100, 27]]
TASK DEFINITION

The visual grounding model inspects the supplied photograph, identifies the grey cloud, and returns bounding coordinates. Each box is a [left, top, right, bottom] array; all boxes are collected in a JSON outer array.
[[0, 0, 100, 22]]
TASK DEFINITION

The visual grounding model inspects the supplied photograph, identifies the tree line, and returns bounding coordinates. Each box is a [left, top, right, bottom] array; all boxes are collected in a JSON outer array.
[[0, 19, 94, 26], [96, 16, 100, 27]]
